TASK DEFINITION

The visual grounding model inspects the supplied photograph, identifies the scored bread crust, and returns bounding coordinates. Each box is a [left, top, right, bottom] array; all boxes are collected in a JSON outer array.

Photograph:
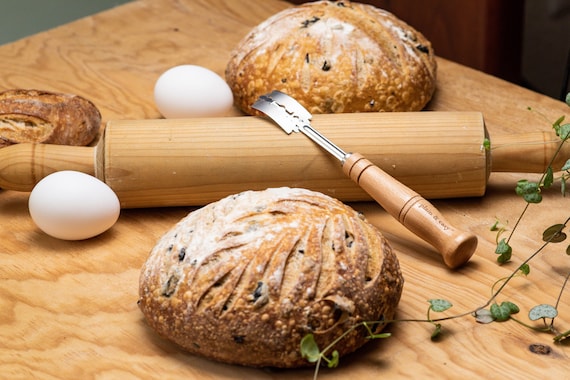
[[138, 187, 403, 368], [225, 0, 437, 115], [0, 89, 101, 148]]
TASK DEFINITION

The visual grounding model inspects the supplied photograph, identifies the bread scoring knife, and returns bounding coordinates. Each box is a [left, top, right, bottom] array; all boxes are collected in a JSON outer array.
[[252, 90, 478, 269]]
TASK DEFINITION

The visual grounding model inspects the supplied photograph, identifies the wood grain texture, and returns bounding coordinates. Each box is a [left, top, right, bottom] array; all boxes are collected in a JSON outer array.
[[99, 112, 488, 206], [1, 0, 569, 379]]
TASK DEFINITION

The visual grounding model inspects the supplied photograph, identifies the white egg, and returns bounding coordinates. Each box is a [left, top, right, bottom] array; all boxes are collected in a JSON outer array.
[[28, 171, 120, 240], [154, 64, 234, 118]]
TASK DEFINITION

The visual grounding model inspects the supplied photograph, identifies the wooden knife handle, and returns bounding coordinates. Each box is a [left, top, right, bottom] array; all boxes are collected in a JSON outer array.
[[343, 152, 478, 268]]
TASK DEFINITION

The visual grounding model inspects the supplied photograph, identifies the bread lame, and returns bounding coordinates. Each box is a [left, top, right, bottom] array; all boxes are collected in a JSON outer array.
[[252, 90, 478, 269]]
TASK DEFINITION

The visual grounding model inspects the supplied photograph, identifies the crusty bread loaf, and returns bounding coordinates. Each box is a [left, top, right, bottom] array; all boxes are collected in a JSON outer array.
[[138, 187, 403, 368], [0, 89, 101, 148], [226, 0, 437, 116]]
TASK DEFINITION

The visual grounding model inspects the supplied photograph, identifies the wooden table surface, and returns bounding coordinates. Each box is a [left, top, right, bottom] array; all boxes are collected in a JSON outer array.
[[1, 0, 570, 379]]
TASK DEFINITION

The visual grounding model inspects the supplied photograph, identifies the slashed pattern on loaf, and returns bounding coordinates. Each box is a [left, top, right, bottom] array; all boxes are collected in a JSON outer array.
[[226, 0, 437, 115], [0, 89, 101, 148], [139, 187, 403, 368]]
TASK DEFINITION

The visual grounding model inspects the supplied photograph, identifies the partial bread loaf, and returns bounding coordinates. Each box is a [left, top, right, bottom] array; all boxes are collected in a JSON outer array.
[[0, 89, 101, 148], [138, 187, 403, 368], [226, 0, 437, 115]]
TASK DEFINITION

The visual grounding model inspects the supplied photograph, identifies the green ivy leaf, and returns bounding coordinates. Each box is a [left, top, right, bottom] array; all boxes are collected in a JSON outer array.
[[519, 263, 530, 275], [528, 304, 558, 321], [483, 137, 491, 151], [543, 167, 554, 188], [526, 192, 543, 203], [562, 159, 570, 172], [495, 238, 512, 263], [497, 253, 511, 264], [542, 224, 567, 243], [559, 123, 570, 140], [300, 334, 321, 363], [501, 301, 520, 314], [431, 323, 442, 340], [553, 115, 565, 130], [495, 238, 511, 255], [490, 303, 512, 322], [515, 179, 531, 196], [489, 302, 519, 322], [515, 180, 542, 203], [428, 299, 453, 313]]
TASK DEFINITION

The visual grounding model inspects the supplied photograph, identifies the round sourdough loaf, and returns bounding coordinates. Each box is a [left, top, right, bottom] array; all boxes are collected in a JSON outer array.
[[0, 89, 101, 148], [225, 0, 437, 115], [138, 187, 403, 368]]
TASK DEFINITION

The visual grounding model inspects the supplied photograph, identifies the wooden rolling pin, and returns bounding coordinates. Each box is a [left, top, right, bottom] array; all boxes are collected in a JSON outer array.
[[0, 111, 566, 208]]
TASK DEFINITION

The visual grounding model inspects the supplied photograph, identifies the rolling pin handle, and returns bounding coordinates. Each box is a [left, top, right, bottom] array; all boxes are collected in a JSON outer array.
[[0, 143, 95, 191], [343, 153, 478, 268]]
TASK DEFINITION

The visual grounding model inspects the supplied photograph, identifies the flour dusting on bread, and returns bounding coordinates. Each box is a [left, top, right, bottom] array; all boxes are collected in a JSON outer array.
[[226, 0, 436, 115], [139, 187, 403, 368]]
